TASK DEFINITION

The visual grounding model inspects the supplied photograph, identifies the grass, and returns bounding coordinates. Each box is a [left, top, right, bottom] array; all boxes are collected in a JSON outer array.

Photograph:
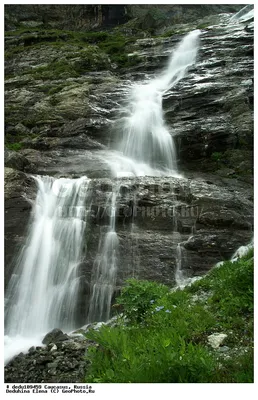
[[84, 249, 253, 383]]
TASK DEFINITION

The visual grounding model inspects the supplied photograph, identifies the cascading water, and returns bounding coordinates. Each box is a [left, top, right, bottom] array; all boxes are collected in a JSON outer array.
[[88, 184, 120, 322], [174, 242, 200, 289], [110, 29, 201, 177], [5, 175, 90, 364], [5, 30, 202, 363], [92, 30, 202, 315], [175, 243, 184, 287], [229, 5, 254, 22]]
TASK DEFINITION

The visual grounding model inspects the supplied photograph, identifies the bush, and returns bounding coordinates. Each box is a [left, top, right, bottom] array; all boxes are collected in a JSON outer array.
[[115, 278, 169, 323]]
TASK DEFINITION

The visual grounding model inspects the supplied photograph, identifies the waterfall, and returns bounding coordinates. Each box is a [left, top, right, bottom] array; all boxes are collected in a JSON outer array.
[[230, 5, 254, 22], [88, 184, 120, 322], [93, 30, 201, 316], [175, 243, 184, 287], [115, 29, 201, 177], [5, 176, 90, 363], [5, 30, 202, 362], [94, 30, 202, 311]]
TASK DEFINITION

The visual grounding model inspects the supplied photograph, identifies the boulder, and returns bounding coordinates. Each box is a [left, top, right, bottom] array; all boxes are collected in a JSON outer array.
[[207, 333, 228, 349], [42, 328, 70, 345]]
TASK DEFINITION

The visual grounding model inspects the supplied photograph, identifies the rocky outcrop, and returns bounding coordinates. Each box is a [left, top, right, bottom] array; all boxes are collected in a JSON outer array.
[[4, 168, 37, 288], [5, 5, 128, 31], [4, 316, 123, 383], [5, 5, 241, 32], [4, 148, 35, 172], [4, 333, 91, 383], [168, 25, 253, 178]]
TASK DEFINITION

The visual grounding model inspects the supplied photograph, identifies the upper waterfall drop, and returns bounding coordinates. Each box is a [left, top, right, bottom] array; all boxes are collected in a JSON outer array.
[[118, 29, 201, 176], [229, 5, 254, 23]]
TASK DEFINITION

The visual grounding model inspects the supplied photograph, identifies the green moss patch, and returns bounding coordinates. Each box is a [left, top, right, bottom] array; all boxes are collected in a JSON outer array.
[[5, 28, 142, 69]]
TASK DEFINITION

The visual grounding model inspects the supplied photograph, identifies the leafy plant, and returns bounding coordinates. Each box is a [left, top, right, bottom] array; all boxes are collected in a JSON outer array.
[[115, 278, 169, 323], [211, 151, 222, 161], [85, 324, 217, 383]]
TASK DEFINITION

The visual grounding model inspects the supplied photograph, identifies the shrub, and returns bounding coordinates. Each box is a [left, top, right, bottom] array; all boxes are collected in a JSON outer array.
[[115, 278, 169, 323]]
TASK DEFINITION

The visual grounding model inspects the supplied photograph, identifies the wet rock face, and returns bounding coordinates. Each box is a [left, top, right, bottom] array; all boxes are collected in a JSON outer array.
[[84, 176, 253, 289], [161, 23, 253, 176], [4, 168, 37, 288], [4, 6, 254, 384]]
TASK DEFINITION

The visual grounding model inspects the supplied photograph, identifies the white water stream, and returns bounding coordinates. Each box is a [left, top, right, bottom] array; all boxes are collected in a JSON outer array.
[[88, 185, 120, 322], [5, 176, 90, 364], [87, 29, 201, 319], [107, 29, 201, 178], [229, 5, 254, 23]]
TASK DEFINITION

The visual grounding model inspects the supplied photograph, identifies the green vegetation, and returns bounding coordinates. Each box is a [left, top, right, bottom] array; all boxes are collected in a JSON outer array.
[[5, 142, 23, 151], [196, 23, 210, 30], [29, 60, 79, 80], [5, 28, 142, 69], [84, 249, 253, 383], [210, 149, 253, 178], [159, 28, 189, 38], [211, 151, 222, 162], [115, 278, 170, 324]]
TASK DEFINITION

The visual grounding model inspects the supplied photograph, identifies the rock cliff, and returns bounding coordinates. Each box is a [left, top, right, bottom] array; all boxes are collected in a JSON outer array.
[[5, 4, 253, 317]]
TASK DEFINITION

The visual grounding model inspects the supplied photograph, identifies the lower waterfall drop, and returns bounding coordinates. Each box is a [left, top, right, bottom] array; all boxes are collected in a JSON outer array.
[[88, 184, 120, 322], [175, 242, 190, 288], [5, 175, 90, 364]]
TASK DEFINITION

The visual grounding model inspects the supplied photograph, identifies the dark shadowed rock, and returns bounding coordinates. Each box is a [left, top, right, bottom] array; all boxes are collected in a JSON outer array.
[[4, 148, 35, 173], [42, 328, 70, 345]]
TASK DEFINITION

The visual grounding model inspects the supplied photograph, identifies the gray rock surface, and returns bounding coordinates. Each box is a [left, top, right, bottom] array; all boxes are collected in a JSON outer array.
[[4, 334, 91, 383], [4, 148, 35, 172], [4, 168, 37, 288]]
